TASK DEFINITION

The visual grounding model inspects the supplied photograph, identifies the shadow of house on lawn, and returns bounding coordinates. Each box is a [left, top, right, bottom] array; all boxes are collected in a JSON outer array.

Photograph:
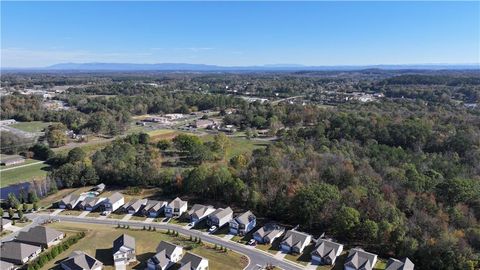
[[133, 252, 155, 269], [95, 247, 114, 266]]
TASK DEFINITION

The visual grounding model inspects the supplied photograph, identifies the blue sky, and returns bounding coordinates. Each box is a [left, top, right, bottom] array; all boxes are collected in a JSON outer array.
[[1, 1, 479, 67]]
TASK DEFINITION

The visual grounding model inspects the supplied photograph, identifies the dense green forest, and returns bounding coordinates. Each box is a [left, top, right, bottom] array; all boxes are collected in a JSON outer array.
[[2, 70, 480, 269]]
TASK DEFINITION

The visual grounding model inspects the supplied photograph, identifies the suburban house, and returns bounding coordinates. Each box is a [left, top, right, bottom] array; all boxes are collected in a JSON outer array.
[[60, 251, 103, 270], [147, 241, 183, 270], [279, 229, 312, 254], [0, 260, 15, 270], [79, 197, 106, 211], [310, 238, 344, 265], [104, 192, 125, 212], [192, 119, 216, 129], [178, 252, 208, 270], [386, 258, 415, 270], [188, 204, 215, 225], [126, 199, 147, 214], [207, 207, 233, 227], [0, 241, 42, 265], [1, 218, 12, 231], [15, 226, 65, 249], [229, 210, 256, 235], [164, 197, 187, 218], [58, 194, 85, 209], [92, 183, 106, 193], [113, 234, 136, 269], [253, 223, 285, 244], [142, 200, 167, 217], [344, 248, 378, 270]]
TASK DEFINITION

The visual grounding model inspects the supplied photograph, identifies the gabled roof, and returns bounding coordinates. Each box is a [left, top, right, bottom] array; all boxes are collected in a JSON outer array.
[[179, 252, 207, 270], [254, 223, 285, 238], [345, 248, 377, 270], [145, 200, 167, 212], [60, 194, 81, 205], [281, 230, 311, 248], [0, 241, 41, 262], [127, 199, 147, 212], [107, 192, 124, 204], [167, 197, 187, 208], [148, 250, 170, 269], [311, 239, 343, 258], [233, 210, 255, 225], [209, 207, 233, 220], [156, 241, 182, 258], [16, 226, 64, 245], [61, 251, 103, 270], [113, 234, 135, 254], [386, 257, 414, 270], [80, 197, 105, 208], [188, 204, 215, 218]]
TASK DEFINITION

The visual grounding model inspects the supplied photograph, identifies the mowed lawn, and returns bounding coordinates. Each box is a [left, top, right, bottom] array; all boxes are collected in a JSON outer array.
[[201, 135, 270, 159], [10, 121, 53, 132], [42, 222, 247, 270], [0, 161, 50, 187]]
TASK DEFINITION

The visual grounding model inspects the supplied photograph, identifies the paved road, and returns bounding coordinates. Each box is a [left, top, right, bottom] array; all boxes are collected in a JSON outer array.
[[22, 213, 305, 270]]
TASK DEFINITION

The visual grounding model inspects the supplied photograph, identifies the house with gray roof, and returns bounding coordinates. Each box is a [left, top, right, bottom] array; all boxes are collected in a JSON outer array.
[[188, 204, 215, 225], [386, 258, 414, 270], [0, 241, 42, 265], [125, 199, 147, 214], [344, 248, 378, 270], [311, 238, 343, 265], [207, 207, 233, 228], [229, 210, 256, 235], [103, 192, 125, 212], [142, 200, 167, 217], [60, 251, 103, 270], [147, 241, 183, 270], [280, 229, 312, 254], [178, 252, 208, 270], [15, 226, 65, 249], [113, 234, 136, 269], [58, 194, 85, 209], [165, 197, 187, 218], [93, 183, 106, 193], [253, 223, 285, 244], [79, 197, 106, 211], [0, 260, 16, 270]]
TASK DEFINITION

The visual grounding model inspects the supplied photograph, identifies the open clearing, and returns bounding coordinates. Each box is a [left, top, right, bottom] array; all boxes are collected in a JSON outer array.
[[0, 161, 50, 187], [10, 121, 53, 133], [42, 222, 247, 270]]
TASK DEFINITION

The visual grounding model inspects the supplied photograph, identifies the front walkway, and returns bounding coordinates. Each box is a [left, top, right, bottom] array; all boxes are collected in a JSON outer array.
[[78, 211, 90, 218], [50, 209, 64, 216], [121, 214, 133, 221]]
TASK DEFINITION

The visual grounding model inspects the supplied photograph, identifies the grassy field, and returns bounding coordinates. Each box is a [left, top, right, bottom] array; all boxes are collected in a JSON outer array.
[[10, 121, 53, 132], [200, 135, 270, 160], [0, 161, 50, 187], [42, 222, 247, 270]]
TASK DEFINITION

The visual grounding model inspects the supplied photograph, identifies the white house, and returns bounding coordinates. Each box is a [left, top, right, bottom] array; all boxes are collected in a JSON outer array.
[[113, 234, 136, 270], [104, 192, 125, 212], [253, 223, 285, 244], [229, 210, 256, 235], [280, 229, 312, 254], [344, 248, 378, 270], [164, 197, 187, 218], [178, 252, 208, 270], [310, 238, 343, 265], [147, 241, 183, 270], [188, 204, 215, 225], [207, 207, 233, 228]]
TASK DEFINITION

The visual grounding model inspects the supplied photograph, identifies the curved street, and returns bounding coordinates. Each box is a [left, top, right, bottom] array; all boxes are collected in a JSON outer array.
[[7, 213, 307, 270]]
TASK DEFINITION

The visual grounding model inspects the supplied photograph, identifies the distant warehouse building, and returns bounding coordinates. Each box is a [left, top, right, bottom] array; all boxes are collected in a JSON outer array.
[[0, 157, 25, 166]]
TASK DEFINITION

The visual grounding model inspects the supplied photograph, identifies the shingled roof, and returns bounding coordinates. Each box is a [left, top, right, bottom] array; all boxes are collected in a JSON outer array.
[[311, 239, 343, 260], [0, 241, 41, 263], [233, 210, 255, 225], [386, 257, 415, 270], [16, 226, 64, 246], [209, 207, 233, 220], [168, 197, 187, 208], [281, 230, 311, 248], [61, 251, 103, 270], [179, 252, 207, 270], [188, 204, 214, 218], [345, 248, 377, 270], [113, 234, 135, 254]]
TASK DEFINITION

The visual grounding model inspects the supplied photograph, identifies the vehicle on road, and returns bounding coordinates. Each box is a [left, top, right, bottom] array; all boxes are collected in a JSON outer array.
[[208, 225, 217, 233]]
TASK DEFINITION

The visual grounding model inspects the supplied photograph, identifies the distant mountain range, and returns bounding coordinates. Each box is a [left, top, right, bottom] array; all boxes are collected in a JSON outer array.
[[3, 62, 480, 71]]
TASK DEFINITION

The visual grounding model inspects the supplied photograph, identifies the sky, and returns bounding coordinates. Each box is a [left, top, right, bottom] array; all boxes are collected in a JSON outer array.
[[1, 1, 479, 67]]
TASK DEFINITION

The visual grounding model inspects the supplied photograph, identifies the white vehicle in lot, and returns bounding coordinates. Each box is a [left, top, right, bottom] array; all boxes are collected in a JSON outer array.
[[208, 226, 217, 233]]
